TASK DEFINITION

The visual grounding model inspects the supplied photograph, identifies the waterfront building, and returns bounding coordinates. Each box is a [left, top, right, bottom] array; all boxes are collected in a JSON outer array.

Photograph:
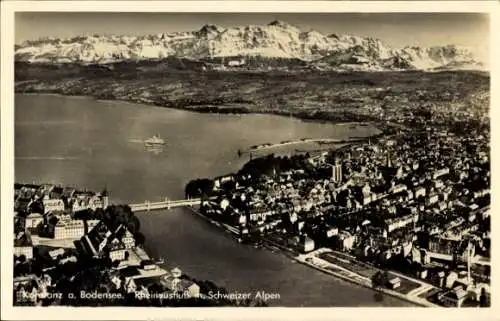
[[53, 220, 84, 239], [124, 278, 138, 294], [171, 267, 182, 278], [141, 260, 157, 270], [72, 198, 90, 212], [133, 278, 159, 298], [15, 282, 38, 305], [427, 236, 474, 263], [14, 231, 33, 260], [59, 255, 77, 264], [108, 272, 123, 290], [49, 186, 64, 200], [15, 198, 33, 213], [53, 219, 99, 239], [161, 274, 201, 298], [108, 238, 127, 261], [301, 235, 315, 253], [228, 58, 246, 67], [62, 187, 76, 200], [24, 212, 44, 232], [38, 184, 56, 197], [387, 277, 401, 290], [114, 225, 136, 249], [180, 279, 201, 298], [48, 248, 65, 260], [335, 231, 356, 252], [78, 221, 126, 261], [326, 227, 339, 238], [88, 195, 106, 211], [42, 199, 65, 214], [440, 286, 468, 307]]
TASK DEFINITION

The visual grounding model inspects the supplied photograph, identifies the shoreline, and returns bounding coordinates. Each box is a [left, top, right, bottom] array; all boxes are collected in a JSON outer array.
[[182, 206, 428, 307], [247, 137, 364, 153], [295, 256, 434, 307], [16, 91, 384, 130], [295, 250, 438, 307]]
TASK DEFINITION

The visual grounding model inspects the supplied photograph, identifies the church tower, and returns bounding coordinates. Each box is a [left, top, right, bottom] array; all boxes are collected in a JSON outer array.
[[101, 186, 109, 210], [386, 151, 393, 168], [332, 157, 343, 183]]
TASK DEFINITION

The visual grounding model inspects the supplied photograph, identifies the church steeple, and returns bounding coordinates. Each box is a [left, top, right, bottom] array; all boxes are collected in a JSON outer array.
[[101, 186, 108, 197], [386, 151, 393, 168], [101, 185, 109, 209]]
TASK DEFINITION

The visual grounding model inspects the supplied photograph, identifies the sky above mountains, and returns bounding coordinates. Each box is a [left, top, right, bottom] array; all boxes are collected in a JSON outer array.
[[16, 12, 490, 63]]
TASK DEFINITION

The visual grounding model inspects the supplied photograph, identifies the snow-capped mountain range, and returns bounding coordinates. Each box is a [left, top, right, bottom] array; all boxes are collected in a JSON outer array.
[[15, 20, 486, 71]]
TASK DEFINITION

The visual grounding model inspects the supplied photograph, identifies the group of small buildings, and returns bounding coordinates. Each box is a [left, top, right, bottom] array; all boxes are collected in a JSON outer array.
[[202, 126, 490, 307], [13, 183, 202, 306], [15, 183, 109, 238], [77, 221, 135, 261], [15, 183, 109, 214], [109, 266, 200, 301], [354, 84, 489, 131]]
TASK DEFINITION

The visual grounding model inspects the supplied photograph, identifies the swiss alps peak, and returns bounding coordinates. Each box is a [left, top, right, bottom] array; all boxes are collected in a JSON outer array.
[[15, 20, 486, 71]]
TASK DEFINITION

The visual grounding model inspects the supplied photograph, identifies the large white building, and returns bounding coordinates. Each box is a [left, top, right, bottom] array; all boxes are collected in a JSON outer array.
[[42, 199, 65, 214], [25, 213, 44, 231], [108, 238, 127, 261], [332, 163, 343, 183], [53, 219, 99, 239]]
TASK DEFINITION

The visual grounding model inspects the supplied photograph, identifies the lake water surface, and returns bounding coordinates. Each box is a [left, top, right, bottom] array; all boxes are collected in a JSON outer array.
[[15, 94, 413, 306]]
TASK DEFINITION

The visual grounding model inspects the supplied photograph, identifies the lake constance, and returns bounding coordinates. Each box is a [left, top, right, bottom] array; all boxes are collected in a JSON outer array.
[[15, 94, 413, 306]]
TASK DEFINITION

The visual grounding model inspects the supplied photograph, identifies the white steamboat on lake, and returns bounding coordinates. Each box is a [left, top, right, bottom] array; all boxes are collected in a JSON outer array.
[[144, 134, 166, 147]]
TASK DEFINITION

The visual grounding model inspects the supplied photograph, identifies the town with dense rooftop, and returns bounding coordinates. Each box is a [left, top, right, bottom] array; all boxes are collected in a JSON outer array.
[[13, 68, 491, 308], [13, 184, 269, 307], [11, 15, 491, 309], [183, 87, 490, 307]]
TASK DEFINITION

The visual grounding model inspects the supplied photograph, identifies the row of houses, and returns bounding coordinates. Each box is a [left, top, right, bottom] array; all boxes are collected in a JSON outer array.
[[15, 183, 109, 215], [14, 231, 34, 260], [53, 218, 100, 239], [78, 221, 135, 262], [109, 266, 200, 300]]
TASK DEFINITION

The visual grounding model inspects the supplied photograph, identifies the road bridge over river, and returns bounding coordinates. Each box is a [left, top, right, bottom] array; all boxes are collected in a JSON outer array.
[[129, 196, 219, 212], [130, 198, 202, 212]]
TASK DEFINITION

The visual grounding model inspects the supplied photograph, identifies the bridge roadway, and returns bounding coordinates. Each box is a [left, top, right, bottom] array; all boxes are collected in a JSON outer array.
[[129, 198, 203, 212], [129, 196, 218, 212]]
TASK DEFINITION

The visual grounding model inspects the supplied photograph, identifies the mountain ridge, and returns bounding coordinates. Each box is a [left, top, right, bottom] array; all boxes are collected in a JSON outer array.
[[15, 20, 486, 71]]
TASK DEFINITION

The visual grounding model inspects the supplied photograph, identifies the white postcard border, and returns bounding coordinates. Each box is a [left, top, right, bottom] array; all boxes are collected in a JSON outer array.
[[2, 1, 499, 320]]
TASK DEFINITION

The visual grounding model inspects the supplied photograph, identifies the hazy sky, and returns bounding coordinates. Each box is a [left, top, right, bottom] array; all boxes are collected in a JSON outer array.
[[16, 12, 490, 61]]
